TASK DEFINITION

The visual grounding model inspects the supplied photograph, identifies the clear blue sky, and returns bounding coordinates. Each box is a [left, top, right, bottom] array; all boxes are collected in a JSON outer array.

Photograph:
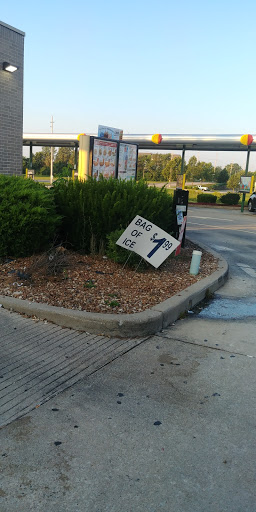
[[2, 0, 256, 169]]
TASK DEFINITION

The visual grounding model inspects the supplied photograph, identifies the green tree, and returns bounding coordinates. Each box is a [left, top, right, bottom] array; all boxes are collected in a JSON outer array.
[[41, 147, 52, 168], [162, 156, 182, 181], [32, 151, 45, 172], [137, 154, 152, 180], [148, 153, 165, 181], [215, 167, 229, 184], [226, 163, 242, 176], [186, 156, 198, 180], [227, 171, 243, 191], [55, 147, 74, 165], [213, 166, 223, 182], [196, 161, 214, 181], [53, 147, 74, 176], [22, 156, 29, 173]]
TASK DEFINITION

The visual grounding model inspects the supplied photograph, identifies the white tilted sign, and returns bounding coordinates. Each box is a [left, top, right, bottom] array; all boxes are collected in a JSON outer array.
[[116, 215, 180, 269]]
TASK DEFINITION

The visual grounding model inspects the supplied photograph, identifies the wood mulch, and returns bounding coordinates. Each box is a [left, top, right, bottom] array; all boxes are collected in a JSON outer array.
[[0, 241, 219, 315]]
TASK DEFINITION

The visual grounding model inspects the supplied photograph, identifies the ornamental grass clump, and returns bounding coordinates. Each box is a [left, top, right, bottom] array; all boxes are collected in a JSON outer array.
[[0, 176, 61, 258]]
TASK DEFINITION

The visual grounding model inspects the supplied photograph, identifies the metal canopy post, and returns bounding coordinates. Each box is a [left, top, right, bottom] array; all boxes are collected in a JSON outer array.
[[74, 144, 78, 171], [29, 142, 33, 169], [181, 146, 186, 174], [241, 149, 250, 212]]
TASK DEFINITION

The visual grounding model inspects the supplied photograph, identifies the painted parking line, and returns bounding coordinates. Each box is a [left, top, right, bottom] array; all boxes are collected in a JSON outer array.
[[187, 222, 256, 235], [211, 245, 235, 252], [189, 215, 234, 222], [237, 264, 256, 278]]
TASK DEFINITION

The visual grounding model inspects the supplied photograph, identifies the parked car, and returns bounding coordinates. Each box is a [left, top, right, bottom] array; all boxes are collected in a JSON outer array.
[[248, 191, 256, 212], [198, 185, 209, 191]]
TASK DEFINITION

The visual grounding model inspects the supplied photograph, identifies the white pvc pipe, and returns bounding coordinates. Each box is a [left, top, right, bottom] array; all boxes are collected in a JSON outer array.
[[190, 250, 202, 275]]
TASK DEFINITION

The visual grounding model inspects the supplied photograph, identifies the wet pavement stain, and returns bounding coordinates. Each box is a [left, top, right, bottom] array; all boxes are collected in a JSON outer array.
[[157, 354, 200, 377], [6, 416, 33, 441], [158, 354, 179, 365], [198, 296, 256, 320]]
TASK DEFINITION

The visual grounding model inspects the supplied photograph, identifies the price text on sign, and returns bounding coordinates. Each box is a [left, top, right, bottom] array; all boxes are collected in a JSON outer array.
[[116, 215, 180, 268]]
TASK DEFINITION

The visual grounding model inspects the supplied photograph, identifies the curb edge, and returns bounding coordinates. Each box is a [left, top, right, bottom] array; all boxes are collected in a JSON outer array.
[[0, 240, 228, 337]]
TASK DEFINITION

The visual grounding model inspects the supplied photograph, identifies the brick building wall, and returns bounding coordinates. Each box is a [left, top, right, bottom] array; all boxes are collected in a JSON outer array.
[[0, 21, 25, 175]]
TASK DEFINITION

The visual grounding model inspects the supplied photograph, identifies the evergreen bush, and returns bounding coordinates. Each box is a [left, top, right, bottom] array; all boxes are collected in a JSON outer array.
[[0, 176, 60, 258], [53, 178, 175, 253], [220, 193, 240, 205], [197, 193, 217, 203], [211, 183, 227, 190]]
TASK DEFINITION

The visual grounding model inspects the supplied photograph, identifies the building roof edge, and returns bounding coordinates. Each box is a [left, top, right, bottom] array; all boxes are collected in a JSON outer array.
[[0, 20, 25, 36]]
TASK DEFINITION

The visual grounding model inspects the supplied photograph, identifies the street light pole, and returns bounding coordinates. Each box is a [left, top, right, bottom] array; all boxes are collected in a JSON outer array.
[[50, 115, 54, 185]]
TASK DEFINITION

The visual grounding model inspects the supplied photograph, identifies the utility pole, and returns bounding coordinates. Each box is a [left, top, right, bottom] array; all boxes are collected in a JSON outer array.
[[50, 116, 54, 185], [214, 152, 218, 174]]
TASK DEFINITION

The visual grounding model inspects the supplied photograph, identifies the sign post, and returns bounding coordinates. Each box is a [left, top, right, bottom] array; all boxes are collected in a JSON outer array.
[[175, 216, 187, 256], [240, 134, 253, 212], [241, 150, 251, 212]]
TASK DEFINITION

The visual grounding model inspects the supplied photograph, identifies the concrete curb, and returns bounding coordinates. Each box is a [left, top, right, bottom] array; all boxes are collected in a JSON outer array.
[[0, 240, 228, 338]]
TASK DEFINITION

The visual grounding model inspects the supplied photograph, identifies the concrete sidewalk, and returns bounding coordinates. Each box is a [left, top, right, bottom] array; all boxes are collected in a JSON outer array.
[[1, 313, 255, 512]]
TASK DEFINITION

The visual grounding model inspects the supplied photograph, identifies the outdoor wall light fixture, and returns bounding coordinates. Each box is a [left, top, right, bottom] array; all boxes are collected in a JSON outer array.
[[3, 61, 18, 72]]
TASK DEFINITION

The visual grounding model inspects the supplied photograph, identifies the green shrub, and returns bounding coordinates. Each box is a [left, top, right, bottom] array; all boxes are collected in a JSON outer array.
[[0, 176, 60, 258], [220, 193, 240, 205], [53, 178, 175, 253], [197, 193, 217, 203], [211, 183, 227, 190]]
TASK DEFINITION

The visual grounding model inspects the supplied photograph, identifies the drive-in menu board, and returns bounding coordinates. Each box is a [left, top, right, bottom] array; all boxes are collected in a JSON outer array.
[[118, 143, 137, 180], [92, 139, 118, 179]]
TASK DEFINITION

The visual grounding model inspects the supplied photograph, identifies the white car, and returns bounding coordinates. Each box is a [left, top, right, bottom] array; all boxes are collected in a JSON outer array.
[[198, 185, 209, 191]]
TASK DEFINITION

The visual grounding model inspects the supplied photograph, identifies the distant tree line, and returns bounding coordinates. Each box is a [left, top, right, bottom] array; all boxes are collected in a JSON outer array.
[[23, 147, 75, 177], [136, 153, 248, 184], [23, 149, 255, 190]]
